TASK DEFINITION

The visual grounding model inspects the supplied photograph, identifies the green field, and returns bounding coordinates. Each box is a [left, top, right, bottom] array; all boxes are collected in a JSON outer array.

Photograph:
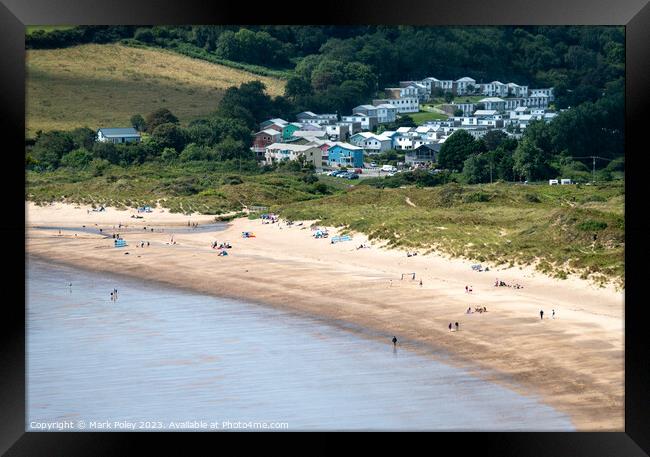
[[275, 181, 625, 287], [26, 44, 286, 136], [410, 111, 449, 124]]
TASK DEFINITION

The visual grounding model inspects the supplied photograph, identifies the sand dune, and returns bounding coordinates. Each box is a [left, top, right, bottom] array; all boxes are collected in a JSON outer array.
[[25, 202, 624, 430]]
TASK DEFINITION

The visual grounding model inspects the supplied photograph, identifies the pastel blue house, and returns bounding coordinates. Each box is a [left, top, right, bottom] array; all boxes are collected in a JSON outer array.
[[327, 142, 364, 167]]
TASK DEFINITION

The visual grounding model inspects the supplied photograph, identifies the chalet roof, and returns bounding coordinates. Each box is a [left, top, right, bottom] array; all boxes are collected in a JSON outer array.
[[98, 128, 140, 137], [257, 128, 281, 136], [479, 97, 506, 102], [354, 104, 377, 110], [473, 110, 498, 116], [330, 142, 364, 151], [266, 142, 318, 151], [265, 118, 288, 125]]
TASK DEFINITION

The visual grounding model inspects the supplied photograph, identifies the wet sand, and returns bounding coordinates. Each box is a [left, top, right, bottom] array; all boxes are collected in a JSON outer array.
[[25, 202, 624, 430]]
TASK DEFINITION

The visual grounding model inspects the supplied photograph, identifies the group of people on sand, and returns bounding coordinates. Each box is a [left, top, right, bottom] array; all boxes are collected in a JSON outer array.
[[109, 288, 118, 302], [187, 221, 200, 228], [467, 306, 487, 314], [356, 243, 370, 250], [261, 214, 279, 224], [211, 241, 232, 249], [406, 251, 418, 257], [136, 241, 150, 248], [494, 278, 523, 289], [448, 322, 460, 332], [464, 285, 473, 293]]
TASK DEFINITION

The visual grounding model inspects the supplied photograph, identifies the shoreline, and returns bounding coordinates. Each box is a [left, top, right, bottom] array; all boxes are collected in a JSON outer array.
[[25, 202, 624, 430], [26, 252, 579, 431]]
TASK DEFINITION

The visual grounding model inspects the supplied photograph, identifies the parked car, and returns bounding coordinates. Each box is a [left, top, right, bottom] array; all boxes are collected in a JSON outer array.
[[354, 168, 363, 174], [345, 173, 359, 180], [370, 162, 377, 167]]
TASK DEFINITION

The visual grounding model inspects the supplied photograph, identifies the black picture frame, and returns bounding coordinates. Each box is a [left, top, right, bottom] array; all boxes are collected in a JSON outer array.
[[2, 0, 649, 454]]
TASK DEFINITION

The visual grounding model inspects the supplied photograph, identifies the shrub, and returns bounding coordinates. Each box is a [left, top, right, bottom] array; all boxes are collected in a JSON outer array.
[[89, 158, 110, 177], [577, 220, 608, 231], [223, 175, 243, 185], [525, 193, 541, 203]]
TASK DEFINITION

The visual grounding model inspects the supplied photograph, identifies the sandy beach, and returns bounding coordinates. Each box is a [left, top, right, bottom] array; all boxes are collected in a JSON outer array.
[[25, 201, 624, 430]]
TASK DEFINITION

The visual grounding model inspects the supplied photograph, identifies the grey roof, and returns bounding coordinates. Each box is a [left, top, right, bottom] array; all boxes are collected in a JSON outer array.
[[98, 128, 140, 137]]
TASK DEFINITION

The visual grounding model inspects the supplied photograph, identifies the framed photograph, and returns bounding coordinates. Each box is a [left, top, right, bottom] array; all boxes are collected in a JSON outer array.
[[3, 0, 649, 454]]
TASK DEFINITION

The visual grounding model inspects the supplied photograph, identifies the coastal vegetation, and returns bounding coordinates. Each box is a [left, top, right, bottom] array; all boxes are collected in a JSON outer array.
[[276, 181, 625, 287]]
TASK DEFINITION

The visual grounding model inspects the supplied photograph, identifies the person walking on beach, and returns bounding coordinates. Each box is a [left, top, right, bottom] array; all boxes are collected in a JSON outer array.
[[465, 285, 468, 293], [110, 292, 114, 302], [419, 279, 423, 287], [392, 336, 398, 347], [540, 309, 544, 320], [455, 322, 459, 331], [552, 309, 555, 319], [449, 323, 452, 332]]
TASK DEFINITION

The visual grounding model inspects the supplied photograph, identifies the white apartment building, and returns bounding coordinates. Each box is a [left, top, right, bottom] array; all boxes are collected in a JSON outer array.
[[482, 81, 509, 97], [529, 88, 555, 101], [508, 83, 529, 98], [454, 77, 476, 95], [373, 98, 419, 114], [265, 143, 323, 169]]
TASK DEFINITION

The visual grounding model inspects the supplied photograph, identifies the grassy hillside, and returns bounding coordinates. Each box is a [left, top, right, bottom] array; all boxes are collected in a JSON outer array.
[[275, 182, 625, 287], [26, 44, 286, 136]]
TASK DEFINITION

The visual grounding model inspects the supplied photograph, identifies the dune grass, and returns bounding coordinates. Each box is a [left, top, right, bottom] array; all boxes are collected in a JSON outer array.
[[274, 181, 625, 287], [26, 44, 286, 136], [26, 162, 331, 216]]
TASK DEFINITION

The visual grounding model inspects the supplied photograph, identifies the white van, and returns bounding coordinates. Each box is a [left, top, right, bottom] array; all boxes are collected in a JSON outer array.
[[560, 178, 573, 185], [549, 179, 559, 185], [381, 165, 397, 172]]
